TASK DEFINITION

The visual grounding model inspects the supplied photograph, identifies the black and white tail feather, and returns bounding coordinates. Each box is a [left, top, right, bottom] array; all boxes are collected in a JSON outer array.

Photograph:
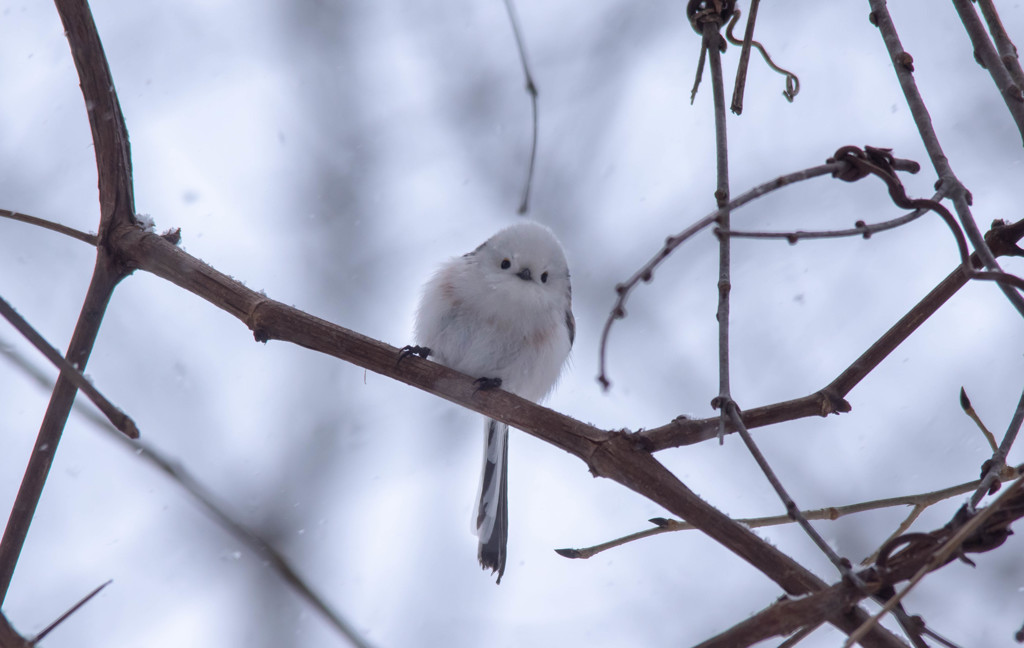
[[475, 418, 509, 582]]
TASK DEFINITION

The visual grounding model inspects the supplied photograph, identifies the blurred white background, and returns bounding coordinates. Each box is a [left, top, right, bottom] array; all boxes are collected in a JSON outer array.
[[1, 1, 1023, 646]]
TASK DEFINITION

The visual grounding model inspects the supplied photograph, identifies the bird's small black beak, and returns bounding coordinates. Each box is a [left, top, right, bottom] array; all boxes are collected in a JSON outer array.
[[516, 268, 532, 281]]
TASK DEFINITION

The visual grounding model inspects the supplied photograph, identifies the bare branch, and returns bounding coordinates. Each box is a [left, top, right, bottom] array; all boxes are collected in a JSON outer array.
[[0, 0, 137, 605], [0, 209, 97, 245], [960, 386, 999, 453], [501, 0, 539, 215], [728, 4, 760, 114], [950, 0, 1024, 143], [130, 440, 374, 647], [0, 341, 372, 647], [868, 0, 1024, 317], [700, 478, 1024, 647], [725, 401, 855, 580], [0, 612, 30, 648], [597, 149, 944, 392], [704, 14, 732, 442], [0, 295, 138, 439], [640, 217, 1024, 452], [970, 384, 1024, 508], [724, 190, 935, 243], [558, 476, 1007, 560], [975, 0, 1024, 89], [863, 505, 926, 567], [844, 474, 1024, 647], [727, 2, 799, 112], [31, 580, 111, 643], [91, 219, 905, 645], [597, 160, 842, 390]]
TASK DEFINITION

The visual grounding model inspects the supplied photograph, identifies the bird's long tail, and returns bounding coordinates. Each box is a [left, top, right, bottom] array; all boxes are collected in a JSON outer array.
[[475, 417, 508, 583]]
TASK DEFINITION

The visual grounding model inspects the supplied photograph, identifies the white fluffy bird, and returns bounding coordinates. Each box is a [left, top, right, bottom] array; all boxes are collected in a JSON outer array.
[[407, 221, 574, 583]]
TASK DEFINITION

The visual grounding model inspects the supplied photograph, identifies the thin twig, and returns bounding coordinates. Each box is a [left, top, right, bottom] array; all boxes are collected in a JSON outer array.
[[0, 295, 138, 439], [0, 209, 97, 245], [598, 160, 842, 390], [501, 0, 538, 215], [0, 260, 125, 607], [862, 504, 927, 567], [556, 475, 1006, 560], [826, 146, 1024, 293], [726, 2, 799, 111], [729, 5, 759, 115], [31, 580, 112, 643], [918, 625, 962, 648], [725, 401, 857, 581], [690, 35, 709, 104], [776, 622, 823, 648], [869, 0, 1024, 318], [131, 441, 374, 647], [844, 474, 1024, 647], [960, 387, 999, 453], [970, 384, 1024, 509], [0, 341, 374, 648], [950, 0, 1024, 143], [638, 217, 1024, 452], [975, 0, 1024, 89], [724, 190, 938, 243], [699, 478, 1024, 647], [598, 153, 923, 391], [704, 16, 732, 442]]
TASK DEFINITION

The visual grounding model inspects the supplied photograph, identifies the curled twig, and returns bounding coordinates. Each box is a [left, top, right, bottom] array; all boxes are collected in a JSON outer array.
[[847, 475, 1024, 647], [726, 6, 800, 108], [828, 146, 1024, 293], [723, 190, 938, 243], [598, 150, 923, 391]]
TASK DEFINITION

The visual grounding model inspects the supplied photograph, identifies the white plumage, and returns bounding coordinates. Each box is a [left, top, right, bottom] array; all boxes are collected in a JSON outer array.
[[413, 221, 574, 583]]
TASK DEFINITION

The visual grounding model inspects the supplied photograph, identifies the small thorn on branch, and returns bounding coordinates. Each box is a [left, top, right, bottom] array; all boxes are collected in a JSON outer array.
[[32, 579, 112, 643]]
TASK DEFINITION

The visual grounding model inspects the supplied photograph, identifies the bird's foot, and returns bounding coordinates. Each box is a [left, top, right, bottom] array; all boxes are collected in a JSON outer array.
[[397, 345, 431, 365], [474, 377, 503, 392]]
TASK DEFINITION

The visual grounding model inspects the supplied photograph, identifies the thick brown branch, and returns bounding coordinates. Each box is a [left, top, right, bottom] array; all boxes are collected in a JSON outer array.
[[0, 612, 30, 648], [0, 0, 137, 604], [107, 223, 904, 646], [54, 0, 136, 238]]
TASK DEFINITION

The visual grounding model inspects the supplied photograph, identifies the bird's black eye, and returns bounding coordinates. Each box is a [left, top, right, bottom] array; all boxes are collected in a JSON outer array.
[[541, 272, 548, 283], [500, 259, 511, 270]]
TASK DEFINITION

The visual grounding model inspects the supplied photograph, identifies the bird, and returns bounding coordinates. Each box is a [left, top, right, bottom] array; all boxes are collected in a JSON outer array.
[[405, 221, 574, 583]]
